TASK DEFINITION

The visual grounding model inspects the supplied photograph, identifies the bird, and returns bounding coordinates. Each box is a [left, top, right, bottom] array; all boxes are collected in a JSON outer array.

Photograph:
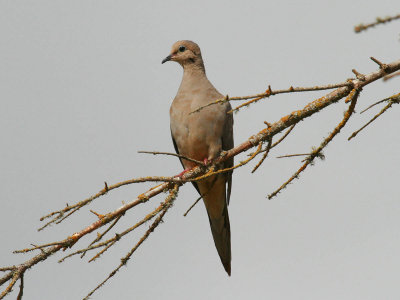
[[162, 40, 234, 275]]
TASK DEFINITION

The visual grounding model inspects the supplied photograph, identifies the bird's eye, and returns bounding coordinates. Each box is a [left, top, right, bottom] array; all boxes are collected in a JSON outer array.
[[178, 46, 186, 52]]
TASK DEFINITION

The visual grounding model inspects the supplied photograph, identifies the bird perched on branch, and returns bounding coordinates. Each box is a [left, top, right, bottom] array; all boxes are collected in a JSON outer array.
[[162, 40, 234, 275]]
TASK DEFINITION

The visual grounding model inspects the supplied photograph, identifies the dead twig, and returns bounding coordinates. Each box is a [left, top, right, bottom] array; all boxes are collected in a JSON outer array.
[[138, 150, 204, 166], [1, 58, 400, 299], [383, 70, 400, 81], [83, 185, 179, 300], [355, 13, 400, 33], [276, 153, 310, 159], [268, 88, 360, 199], [348, 92, 400, 141], [80, 215, 122, 259], [191, 82, 352, 115], [252, 139, 272, 173]]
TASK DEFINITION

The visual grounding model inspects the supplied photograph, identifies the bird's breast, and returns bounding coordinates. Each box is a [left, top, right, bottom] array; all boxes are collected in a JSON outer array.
[[170, 96, 225, 168]]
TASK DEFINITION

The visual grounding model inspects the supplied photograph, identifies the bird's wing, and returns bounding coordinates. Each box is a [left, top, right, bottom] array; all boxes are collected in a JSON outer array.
[[222, 104, 234, 204], [170, 130, 201, 195]]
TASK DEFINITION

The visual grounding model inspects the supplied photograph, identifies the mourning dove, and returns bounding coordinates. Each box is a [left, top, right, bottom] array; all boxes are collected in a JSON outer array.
[[162, 40, 234, 275]]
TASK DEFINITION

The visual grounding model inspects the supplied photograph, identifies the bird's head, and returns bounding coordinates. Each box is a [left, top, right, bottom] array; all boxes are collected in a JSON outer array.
[[162, 40, 203, 68]]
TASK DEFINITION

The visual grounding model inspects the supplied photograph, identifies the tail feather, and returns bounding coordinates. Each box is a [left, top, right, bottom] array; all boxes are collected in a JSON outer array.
[[207, 202, 231, 275], [199, 175, 232, 275]]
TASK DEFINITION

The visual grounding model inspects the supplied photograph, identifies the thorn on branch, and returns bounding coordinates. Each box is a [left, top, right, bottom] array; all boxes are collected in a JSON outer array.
[[266, 85, 272, 95], [352, 69, 366, 81], [264, 121, 272, 128], [370, 57, 389, 71], [90, 210, 105, 220]]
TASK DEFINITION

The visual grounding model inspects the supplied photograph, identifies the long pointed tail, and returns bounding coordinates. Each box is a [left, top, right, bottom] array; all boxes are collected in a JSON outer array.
[[207, 203, 231, 275]]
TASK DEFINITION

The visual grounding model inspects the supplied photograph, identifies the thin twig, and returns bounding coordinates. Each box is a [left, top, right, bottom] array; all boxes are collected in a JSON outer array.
[[191, 82, 352, 114], [183, 195, 202, 217], [0, 273, 19, 299], [268, 88, 360, 199], [0, 267, 16, 272], [252, 139, 272, 173], [2, 58, 400, 299], [229, 82, 353, 113], [192, 142, 263, 182], [271, 124, 296, 149], [248, 123, 296, 157], [360, 92, 400, 114], [138, 150, 204, 166], [355, 13, 400, 33], [182, 176, 219, 217], [80, 215, 122, 258], [16, 274, 23, 300], [383, 70, 400, 81], [348, 93, 400, 141], [83, 185, 179, 300], [59, 198, 173, 263], [39, 178, 176, 230], [276, 153, 310, 159], [14, 241, 67, 254]]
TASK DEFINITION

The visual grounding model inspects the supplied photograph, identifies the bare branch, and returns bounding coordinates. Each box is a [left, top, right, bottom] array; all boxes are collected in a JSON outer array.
[[183, 195, 203, 217], [138, 150, 204, 165], [191, 82, 352, 115], [383, 70, 400, 81], [16, 274, 23, 300], [271, 124, 296, 149], [1, 57, 400, 299], [80, 215, 122, 259], [355, 13, 400, 33], [252, 138, 272, 173], [268, 88, 360, 199], [348, 92, 400, 141], [276, 153, 310, 159], [83, 185, 179, 300], [370, 56, 389, 71]]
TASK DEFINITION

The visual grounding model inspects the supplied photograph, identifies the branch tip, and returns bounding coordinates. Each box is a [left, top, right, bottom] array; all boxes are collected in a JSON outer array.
[[370, 57, 389, 71], [90, 210, 104, 219], [352, 69, 366, 81]]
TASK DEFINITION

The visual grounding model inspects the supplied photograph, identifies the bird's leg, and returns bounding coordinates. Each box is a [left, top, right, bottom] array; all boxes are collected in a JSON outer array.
[[203, 158, 211, 166]]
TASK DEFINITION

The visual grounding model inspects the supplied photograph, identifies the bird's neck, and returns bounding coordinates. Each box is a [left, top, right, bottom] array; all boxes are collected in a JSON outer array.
[[179, 63, 209, 90], [182, 60, 206, 76]]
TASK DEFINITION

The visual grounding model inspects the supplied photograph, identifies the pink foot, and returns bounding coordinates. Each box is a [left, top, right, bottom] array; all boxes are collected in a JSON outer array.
[[176, 168, 190, 178], [203, 158, 211, 166]]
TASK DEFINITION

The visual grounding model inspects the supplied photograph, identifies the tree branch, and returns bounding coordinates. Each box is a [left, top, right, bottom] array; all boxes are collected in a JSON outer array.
[[1, 57, 399, 299], [354, 13, 400, 33]]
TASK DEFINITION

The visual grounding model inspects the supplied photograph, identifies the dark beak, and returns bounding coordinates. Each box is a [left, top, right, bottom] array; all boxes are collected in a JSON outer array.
[[162, 55, 172, 64]]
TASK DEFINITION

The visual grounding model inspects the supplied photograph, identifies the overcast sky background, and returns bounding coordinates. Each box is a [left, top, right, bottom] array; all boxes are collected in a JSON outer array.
[[1, 1, 400, 299]]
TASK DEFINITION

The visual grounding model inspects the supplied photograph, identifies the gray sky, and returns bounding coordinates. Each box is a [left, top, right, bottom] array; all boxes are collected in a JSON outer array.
[[1, 1, 399, 299]]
